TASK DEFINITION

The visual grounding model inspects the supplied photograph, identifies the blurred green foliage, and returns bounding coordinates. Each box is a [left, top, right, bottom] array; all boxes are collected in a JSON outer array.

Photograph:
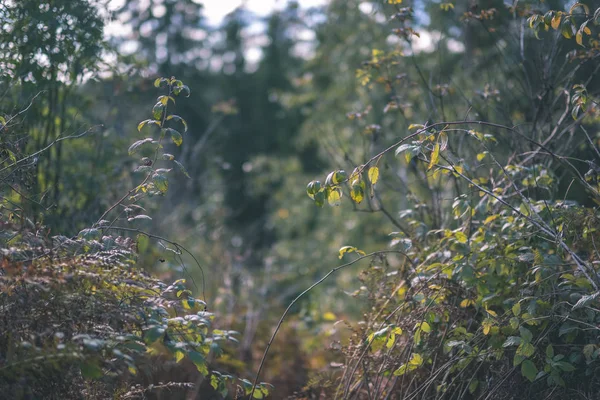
[[2, 0, 600, 398]]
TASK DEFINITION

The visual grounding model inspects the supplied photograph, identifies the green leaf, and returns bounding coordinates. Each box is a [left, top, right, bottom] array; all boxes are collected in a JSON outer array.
[[167, 129, 183, 146], [546, 344, 554, 359], [306, 181, 322, 199], [558, 323, 577, 337], [503, 336, 522, 347], [240, 379, 253, 395], [128, 138, 154, 155], [512, 302, 521, 316], [174, 160, 191, 178], [166, 115, 188, 132], [350, 181, 365, 204], [583, 344, 595, 360], [333, 170, 347, 184], [144, 325, 165, 343], [513, 354, 525, 366], [173, 84, 191, 97], [314, 190, 326, 207], [188, 350, 209, 376], [78, 228, 101, 241], [153, 174, 169, 194], [468, 379, 479, 394], [138, 119, 160, 132], [509, 317, 520, 330], [395, 144, 413, 157], [80, 361, 103, 379], [157, 95, 175, 105], [555, 361, 575, 372], [561, 18, 574, 39], [521, 360, 537, 382], [152, 102, 165, 120], [519, 202, 531, 217], [516, 342, 535, 357], [519, 326, 533, 343], [572, 291, 599, 310]]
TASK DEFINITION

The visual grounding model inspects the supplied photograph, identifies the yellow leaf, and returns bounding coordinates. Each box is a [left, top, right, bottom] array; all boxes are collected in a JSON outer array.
[[428, 143, 440, 170], [409, 353, 423, 366], [485, 308, 498, 317], [338, 245, 366, 259], [576, 31, 583, 46], [477, 152, 487, 161], [551, 14, 561, 30], [350, 181, 365, 204], [460, 299, 474, 308], [368, 166, 379, 185], [328, 187, 342, 206], [455, 231, 468, 243], [484, 215, 498, 225], [388, 0, 402, 3], [338, 246, 357, 259], [420, 321, 431, 333], [397, 285, 407, 298], [323, 312, 337, 321], [482, 320, 493, 335]]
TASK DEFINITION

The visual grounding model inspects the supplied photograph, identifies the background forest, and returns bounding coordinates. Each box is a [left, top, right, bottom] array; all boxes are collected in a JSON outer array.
[[2, 0, 600, 398]]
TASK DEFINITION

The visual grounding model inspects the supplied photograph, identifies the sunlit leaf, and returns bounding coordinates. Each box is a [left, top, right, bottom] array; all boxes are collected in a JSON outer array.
[[128, 138, 154, 155], [395, 144, 413, 157], [350, 181, 365, 204], [428, 143, 440, 170], [327, 187, 342, 206], [168, 129, 183, 146], [368, 166, 379, 185], [306, 181, 322, 199], [338, 246, 366, 259], [153, 173, 169, 193]]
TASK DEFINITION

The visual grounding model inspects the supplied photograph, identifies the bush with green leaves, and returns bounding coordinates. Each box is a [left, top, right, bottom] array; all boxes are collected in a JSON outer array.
[[263, 1, 600, 399], [0, 77, 273, 399]]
